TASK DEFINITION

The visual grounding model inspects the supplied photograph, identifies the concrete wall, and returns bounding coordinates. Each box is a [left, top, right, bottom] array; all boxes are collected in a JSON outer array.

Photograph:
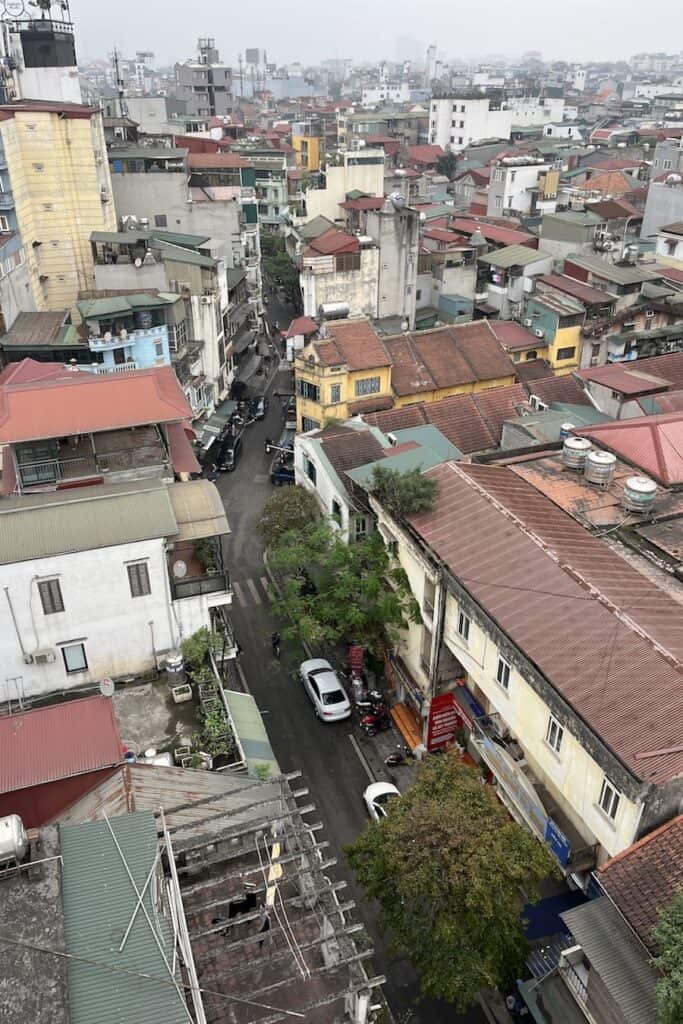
[[641, 182, 683, 238], [487, 163, 550, 217], [365, 206, 419, 327], [430, 97, 512, 152], [305, 151, 385, 223], [301, 248, 380, 318], [0, 257, 35, 331]]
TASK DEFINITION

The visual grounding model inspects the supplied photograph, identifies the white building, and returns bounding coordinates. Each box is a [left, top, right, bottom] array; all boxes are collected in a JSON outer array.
[[0, 10, 81, 104], [486, 157, 558, 217], [544, 122, 584, 141], [428, 96, 512, 153], [304, 147, 386, 223], [361, 82, 410, 107], [508, 95, 565, 126], [655, 222, 683, 263]]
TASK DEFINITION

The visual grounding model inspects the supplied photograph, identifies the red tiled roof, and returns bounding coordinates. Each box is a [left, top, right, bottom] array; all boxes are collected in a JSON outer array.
[[313, 320, 390, 371], [286, 316, 318, 338], [450, 217, 538, 248], [0, 695, 122, 793], [585, 198, 642, 220], [362, 404, 428, 433], [514, 358, 554, 382], [634, 353, 683, 390], [423, 228, 469, 245], [166, 421, 201, 474], [304, 227, 360, 257], [585, 158, 645, 171], [576, 364, 673, 395], [363, 394, 497, 454], [535, 273, 617, 306], [316, 425, 387, 479], [489, 321, 541, 352], [575, 170, 637, 195], [339, 196, 385, 211], [658, 265, 683, 285], [407, 144, 444, 165], [599, 814, 683, 952], [385, 322, 515, 396], [187, 152, 251, 169], [473, 383, 529, 437], [575, 412, 683, 486], [409, 462, 683, 783], [454, 167, 491, 185], [525, 374, 591, 407], [0, 360, 193, 444], [347, 395, 394, 415]]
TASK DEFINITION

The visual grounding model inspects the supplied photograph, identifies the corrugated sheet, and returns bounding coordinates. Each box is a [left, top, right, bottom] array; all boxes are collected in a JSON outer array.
[[576, 413, 683, 486], [560, 898, 657, 1024], [222, 690, 280, 777], [0, 481, 178, 563], [410, 462, 683, 782], [0, 695, 122, 793], [478, 244, 549, 268], [167, 479, 229, 541], [60, 812, 188, 1024]]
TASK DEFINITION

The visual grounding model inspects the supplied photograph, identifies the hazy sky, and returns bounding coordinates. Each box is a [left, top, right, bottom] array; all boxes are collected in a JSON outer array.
[[71, 0, 683, 67]]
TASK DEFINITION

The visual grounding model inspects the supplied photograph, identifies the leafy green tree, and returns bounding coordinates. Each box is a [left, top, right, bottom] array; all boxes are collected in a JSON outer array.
[[347, 751, 557, 1009], [261, 233, 302, 313], [258, 486, 321, 549], [368, 465, 439, 520], [435, 151, 459, 179], [269, 522, 420, 656], [653, 890, 683, 1024]]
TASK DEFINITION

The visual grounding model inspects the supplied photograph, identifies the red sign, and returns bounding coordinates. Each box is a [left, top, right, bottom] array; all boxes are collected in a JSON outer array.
[[426, 693, 462, 751]]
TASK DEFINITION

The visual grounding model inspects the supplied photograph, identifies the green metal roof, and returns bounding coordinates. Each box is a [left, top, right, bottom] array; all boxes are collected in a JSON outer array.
[[543, 210, 602, 227], [60, 812, 188, 1024], [77, 293, 176, 320], [390, 425, 463, 461], [346, 439, 461, 487], [152, 229, 211, 249], [90, 230, 150, 244], [478, 244, 550, 268], [0, 481, 178, 564], [108, 146, 187, 160], [157, 241, 215, 268], [222, 690, 280, 778]]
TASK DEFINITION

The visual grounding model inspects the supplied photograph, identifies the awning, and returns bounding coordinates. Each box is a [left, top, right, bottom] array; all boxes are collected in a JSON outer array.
[[167, 480, 230, 540], [235, 352, 262, 382], [166, 421, 201, 475], [221, 690, 279, 778], [194, 405, 234, 452], [258, 339, 270, 356], [233, 330, 255, 355]]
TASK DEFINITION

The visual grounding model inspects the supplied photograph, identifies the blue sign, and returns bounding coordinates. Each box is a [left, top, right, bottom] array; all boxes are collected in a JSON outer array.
[[545, 818, 572, 867]]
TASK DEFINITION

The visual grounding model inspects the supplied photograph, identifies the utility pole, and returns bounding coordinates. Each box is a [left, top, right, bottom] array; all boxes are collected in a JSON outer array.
[[111, 46, 128, 118]]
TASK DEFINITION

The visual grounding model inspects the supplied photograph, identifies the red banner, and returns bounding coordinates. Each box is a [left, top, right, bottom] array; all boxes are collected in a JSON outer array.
[[426, 693, 462, 751]]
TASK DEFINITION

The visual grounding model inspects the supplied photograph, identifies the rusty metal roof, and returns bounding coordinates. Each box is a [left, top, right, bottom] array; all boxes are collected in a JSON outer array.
[[575, 412, 683, 486], [0, 695, 122, 793], [410, 462, 683, 783]]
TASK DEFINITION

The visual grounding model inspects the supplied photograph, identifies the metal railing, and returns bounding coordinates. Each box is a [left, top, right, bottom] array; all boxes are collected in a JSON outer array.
[[559, 961, 589, 1006], [95, 361, 140, 374], [171, 570, 231, 601], [17, 446, 167, 486]]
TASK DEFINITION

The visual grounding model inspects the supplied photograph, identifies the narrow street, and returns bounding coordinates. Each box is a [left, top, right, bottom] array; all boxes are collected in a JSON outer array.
[[216, 300, 486, 1024]]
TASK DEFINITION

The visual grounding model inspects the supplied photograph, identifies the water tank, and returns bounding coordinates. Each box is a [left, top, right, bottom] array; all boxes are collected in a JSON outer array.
[[0, 814, 28, 863], [584, 450, 617, 487], [136, 310, 153, 329], [319, 302, 350, 320], [562, 436, 592, 470], [622, 476, 657, 514], [559, 422, 575, 439]]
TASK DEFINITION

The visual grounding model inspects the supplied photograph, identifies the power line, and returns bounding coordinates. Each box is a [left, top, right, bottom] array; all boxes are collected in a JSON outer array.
[[0, 933, 306, 1020]]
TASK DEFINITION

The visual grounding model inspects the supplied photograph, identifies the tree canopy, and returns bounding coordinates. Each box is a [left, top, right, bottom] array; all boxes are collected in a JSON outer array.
[[368, 465, 439, 520], [268, 520, 420, 656], [653, 890, 683, 1024], [261, 233, 302, 312], [346, 751, 557, 1008], [435, 152, 459, 180], [258, 485, 321, 549]]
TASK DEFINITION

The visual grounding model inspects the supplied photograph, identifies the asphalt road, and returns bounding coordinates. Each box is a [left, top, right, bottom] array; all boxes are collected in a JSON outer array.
[[216, 299, 486, 1024]]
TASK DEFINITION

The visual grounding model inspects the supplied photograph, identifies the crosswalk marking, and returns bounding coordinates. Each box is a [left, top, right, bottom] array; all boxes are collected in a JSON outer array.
[[232, 580, 246, 606], [231, 576, 272, 608], [246, 578, 262, 605], [260, 575, 270, 595]]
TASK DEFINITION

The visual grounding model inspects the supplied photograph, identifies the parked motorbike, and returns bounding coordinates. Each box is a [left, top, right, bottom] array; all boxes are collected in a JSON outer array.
[[384, 743, 415, 767], [357, 690, 391, 737]]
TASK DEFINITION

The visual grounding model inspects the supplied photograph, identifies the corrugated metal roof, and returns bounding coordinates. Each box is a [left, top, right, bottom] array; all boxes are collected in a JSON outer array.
[[60, 812, 188, 1024], [560, 898, 657, 1024], [478, 244, 551, 268], [575, 413, 683, 486], [167, 480, 229, 540], [0, 481, 178, 564], [410, 462, 683, 783], [222, 690, 279, 777], [0, 695, 122, 793]]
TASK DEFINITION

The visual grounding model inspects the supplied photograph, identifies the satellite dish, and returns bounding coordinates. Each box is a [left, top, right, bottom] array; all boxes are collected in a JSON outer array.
[[99, 677, 115, 697], [134, 257, 143, 268], [103, 331, 112, 341], [172, 559, 188, 578]]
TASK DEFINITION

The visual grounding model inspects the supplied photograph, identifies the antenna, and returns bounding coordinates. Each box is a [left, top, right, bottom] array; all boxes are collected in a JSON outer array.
[[111, 46, 128, 118], [238, 52, 244, 98]]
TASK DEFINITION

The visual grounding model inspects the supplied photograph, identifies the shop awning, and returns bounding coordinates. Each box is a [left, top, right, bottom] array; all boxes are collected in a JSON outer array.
[[194, 401, 237, 452], [166, 421, 201, 475], [233, 330, 255, 355], [235, 352, 262, 382], [221, 690, 279, 778]]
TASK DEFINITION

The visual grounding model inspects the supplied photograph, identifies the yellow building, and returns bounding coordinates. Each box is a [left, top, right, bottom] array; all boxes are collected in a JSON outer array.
[[292, 133, 322, 172], [367, 459, 683, 876], [524, 290, 585, 375], [294, 320, 518, 429], [0, 100, 117, 311]]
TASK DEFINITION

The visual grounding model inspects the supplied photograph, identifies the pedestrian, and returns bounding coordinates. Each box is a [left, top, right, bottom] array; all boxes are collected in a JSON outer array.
[[209, 463, 218, 483]]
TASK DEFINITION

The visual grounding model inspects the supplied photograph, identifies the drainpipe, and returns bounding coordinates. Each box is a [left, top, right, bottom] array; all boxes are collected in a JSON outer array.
[[428, 568, 447, 701], [4, 586, 28, 660]]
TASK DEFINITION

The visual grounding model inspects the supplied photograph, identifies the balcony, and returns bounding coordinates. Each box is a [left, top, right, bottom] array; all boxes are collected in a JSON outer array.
[[0, 190, 14, 209], [95, 361, 140, 374], [168, 539, 231, 605], [171, 570, 232, 601]]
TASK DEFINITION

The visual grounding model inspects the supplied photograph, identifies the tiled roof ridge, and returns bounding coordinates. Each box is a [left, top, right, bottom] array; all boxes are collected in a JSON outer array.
[[450, 462, 683, 672], [599, 813, 683, 874], [406, 331, 437, 390]]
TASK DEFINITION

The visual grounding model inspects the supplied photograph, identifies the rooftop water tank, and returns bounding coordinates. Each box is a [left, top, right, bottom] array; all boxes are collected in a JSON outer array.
[[562, 435, 592, 470], [622, 475, 657, 514], [0, 814, 28, 864], [559, 422, 575, 440], [584, 450, 617, 487]]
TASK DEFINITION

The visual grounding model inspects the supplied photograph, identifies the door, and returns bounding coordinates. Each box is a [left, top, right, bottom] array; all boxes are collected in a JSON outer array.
[[114, 346, 126, 365]]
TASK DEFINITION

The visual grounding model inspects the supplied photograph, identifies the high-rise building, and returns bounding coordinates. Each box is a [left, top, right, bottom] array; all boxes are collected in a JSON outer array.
[[174, 38, 232, 118], [0, 0, 81, 104]]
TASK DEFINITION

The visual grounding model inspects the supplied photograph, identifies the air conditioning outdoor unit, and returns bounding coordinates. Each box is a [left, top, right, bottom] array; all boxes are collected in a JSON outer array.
[[523, 318, 533, 327], [33, 649, 56, 665], [534, 328, 545, 338], [645, 309, 654, 318]]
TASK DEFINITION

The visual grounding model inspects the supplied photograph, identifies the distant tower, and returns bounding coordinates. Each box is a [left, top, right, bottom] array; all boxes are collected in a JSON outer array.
[[0, 0, 81, 104], [424, 44, 437, 86], [573, 67, 587, 92], [198, 37, 220, 65]]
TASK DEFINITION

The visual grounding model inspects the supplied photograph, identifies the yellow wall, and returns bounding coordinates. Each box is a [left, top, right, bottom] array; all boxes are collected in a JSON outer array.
[[393, 373, 517, 408], [292, 134, 322, 172], [548, 323, 581, 375], [295, 359, 392, 428], [1, 109, 117, 311]]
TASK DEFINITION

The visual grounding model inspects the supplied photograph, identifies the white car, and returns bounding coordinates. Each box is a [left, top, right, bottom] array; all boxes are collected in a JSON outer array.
[[299, 658, 351, 722], [363, 782, 401, 821]]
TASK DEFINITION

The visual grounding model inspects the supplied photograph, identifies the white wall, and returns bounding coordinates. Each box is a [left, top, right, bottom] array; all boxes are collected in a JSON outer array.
[[429, 97, 512, 152], [0, 538, 217, 700], [301, 248, 380, 318], [294, 435, 355, 542], [305, 150, 386, 223], [487, 162, 550, 217]]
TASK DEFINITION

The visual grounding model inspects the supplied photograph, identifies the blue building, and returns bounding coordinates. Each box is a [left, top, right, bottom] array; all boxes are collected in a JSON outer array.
[[77, 292, 184, 372], [0, 133, 33, 331]]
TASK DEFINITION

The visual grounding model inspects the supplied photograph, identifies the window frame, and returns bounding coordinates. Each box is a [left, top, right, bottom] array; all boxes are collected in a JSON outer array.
[[354, 376, 381, 398], [127, 561, 151, 598], [329, 383, 341, 404], [61, 642, 88, 674], [545, 714, 564, 753], [304, 456, 317, 485], [354, 516, 367, 540], [38, 577, 64, 615], [555, 345, 577, 361], [598, 776, 621, 821], [496, 655, 510, 691], [457, 609, 470, 642]]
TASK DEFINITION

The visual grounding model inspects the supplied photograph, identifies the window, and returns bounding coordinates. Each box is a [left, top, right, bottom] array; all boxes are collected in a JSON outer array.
[[154, 341, 164, 357], [354, 376, 381, 397], [62, 642, 87, 674], [296, 378, 320, 402], [127, 562, 151, 597], [546, 715, 564, 753], [416, 288, 422, 301], [38, 578, 64, 615], [0, 215, 9, 232], [496, 656, 510, 691], [457, 610, 470, 641], [335, 252, 361, 272], [451, 119, 456, 128], [555, 346, 576, 361], [304, 456, 317, 485], [420, 625, 433, 671], [423, 577, 435, 620], [301, 416, 320, 432], [460, 104, 465, 113], [331, 499, 342, 524], [354, 516, 367, 540], [450, 135, 455, 144], [598, 777, 621, 820], [459, 120, 465, 129], [495, 197, 502, 208], [154, 214, 168, 227], [458, 137, 463, 145], [32, 162, 44, 172], [329, 383, 341, 404]]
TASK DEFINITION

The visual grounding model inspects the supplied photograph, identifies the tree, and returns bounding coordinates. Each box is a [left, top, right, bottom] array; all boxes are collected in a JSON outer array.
[[435, 152, 459, 180], [260, 233, 302, 313], [346, 751, 557, 1009], [258, 486, 321, 549], [368, 465, 439, 520], [653, 890, 683, 1024], [268, 521, 420, 656]]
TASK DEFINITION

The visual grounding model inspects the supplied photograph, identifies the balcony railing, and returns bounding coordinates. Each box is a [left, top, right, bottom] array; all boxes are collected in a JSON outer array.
[[0, 191, 14, 209], [17, 444, 168, 488], [171, 570, 231, 601], [95, 361, 140, 374]]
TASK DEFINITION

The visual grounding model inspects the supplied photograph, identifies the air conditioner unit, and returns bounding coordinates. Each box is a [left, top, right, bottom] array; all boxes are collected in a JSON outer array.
[[200, 295, 212, 304], [523, 318, 533, 327], [33, 649, 56, 665], [529, 395, 549, 411], [645, 309, 654, 318], [534, 328, 545, 338]]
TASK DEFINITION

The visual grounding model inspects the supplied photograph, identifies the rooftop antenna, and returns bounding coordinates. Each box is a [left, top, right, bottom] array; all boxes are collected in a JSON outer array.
[[237, 52, 244, 98], [111, 46, 128, 118]]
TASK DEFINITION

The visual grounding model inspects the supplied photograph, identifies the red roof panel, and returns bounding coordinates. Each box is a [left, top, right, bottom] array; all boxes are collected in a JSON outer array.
[[0, 695, 122, 793], [575, 412, 683, 486]]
